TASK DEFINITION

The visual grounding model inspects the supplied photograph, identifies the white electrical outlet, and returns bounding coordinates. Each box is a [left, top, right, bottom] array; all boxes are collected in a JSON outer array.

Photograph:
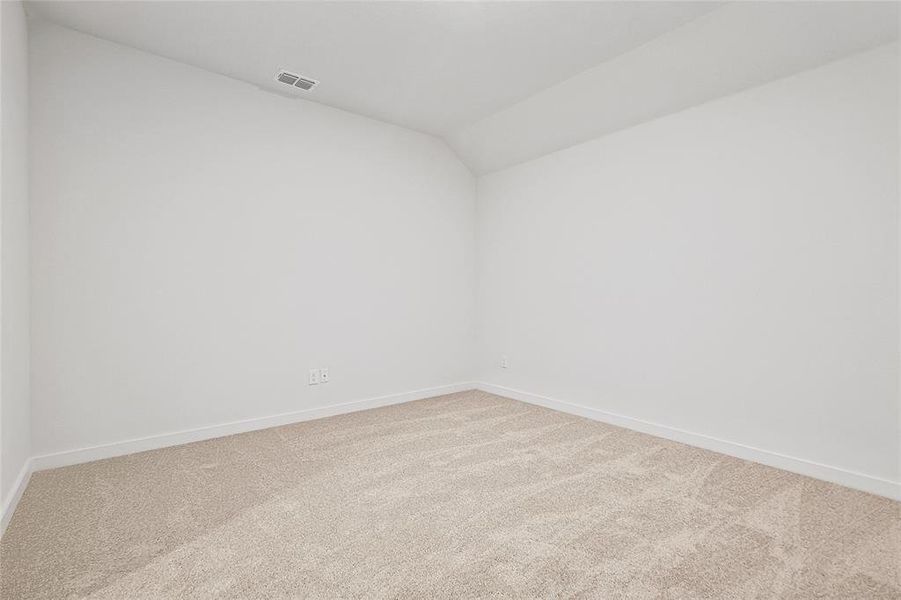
[[500, 355, 508, 369], [320, 368, 329, 383], [309, 368, 321, 385]]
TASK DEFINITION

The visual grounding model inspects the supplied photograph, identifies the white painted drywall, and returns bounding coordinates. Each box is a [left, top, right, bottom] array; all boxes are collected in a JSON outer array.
[[22, 17, 901, 497], [450, 2, 899, 174], [1, 0, 31, 512], [28, 22, 475, 457], [24, 1, 718, 137], [24, 2, 899, 175], [476, 44, 900, 484]]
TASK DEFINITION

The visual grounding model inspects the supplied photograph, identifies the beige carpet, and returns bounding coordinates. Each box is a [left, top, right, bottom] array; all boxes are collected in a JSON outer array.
[[1, 390, 898, 599]]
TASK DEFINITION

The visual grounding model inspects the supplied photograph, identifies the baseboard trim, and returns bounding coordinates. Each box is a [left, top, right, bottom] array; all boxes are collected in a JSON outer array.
[[476, 382, 900, 500], [24, 382, 900, 502], [1, 459, 33, 537], [31, 382, 475, 472]]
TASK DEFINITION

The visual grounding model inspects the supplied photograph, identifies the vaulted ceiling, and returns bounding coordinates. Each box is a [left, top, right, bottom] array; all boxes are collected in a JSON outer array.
[[26, 1, 900, 174]]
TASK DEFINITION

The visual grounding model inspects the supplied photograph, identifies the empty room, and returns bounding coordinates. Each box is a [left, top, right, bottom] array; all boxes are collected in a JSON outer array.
[[1, 1, 899, 598]]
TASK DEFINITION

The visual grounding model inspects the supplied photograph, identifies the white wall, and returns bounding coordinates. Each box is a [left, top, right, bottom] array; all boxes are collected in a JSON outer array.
[[22, 19, 900, 497], [477, 44, 899, 487], [1, 0, 31, 516], [29, 22, 475, 457]]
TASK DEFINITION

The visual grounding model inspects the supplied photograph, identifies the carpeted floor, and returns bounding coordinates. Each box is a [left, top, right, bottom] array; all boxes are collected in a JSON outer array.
[[1, 390, 898, 599]]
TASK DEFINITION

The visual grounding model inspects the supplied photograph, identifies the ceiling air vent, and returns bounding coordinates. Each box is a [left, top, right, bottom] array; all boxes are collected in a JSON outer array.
[[275, 70, 319, 92]]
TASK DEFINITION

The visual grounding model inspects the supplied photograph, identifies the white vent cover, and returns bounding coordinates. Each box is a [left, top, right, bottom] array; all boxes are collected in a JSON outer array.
[[275, 70, 318, 91]]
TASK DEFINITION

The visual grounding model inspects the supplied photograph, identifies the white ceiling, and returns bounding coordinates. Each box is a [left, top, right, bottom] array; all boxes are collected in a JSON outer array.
[[451, 1, 901, 173], [24, 1, 718, 135], [25, 1, 900, 175]]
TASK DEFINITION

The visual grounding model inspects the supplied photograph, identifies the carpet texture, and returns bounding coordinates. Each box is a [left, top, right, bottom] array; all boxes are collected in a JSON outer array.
[[1, 390, 898, 599]]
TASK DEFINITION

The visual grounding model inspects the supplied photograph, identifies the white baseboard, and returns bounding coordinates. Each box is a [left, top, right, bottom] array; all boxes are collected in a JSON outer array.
[[19, 380, 899, 516], [476, 382, 900, 501], [31, 382, 475, 472], [1, 459, 33, 537]]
